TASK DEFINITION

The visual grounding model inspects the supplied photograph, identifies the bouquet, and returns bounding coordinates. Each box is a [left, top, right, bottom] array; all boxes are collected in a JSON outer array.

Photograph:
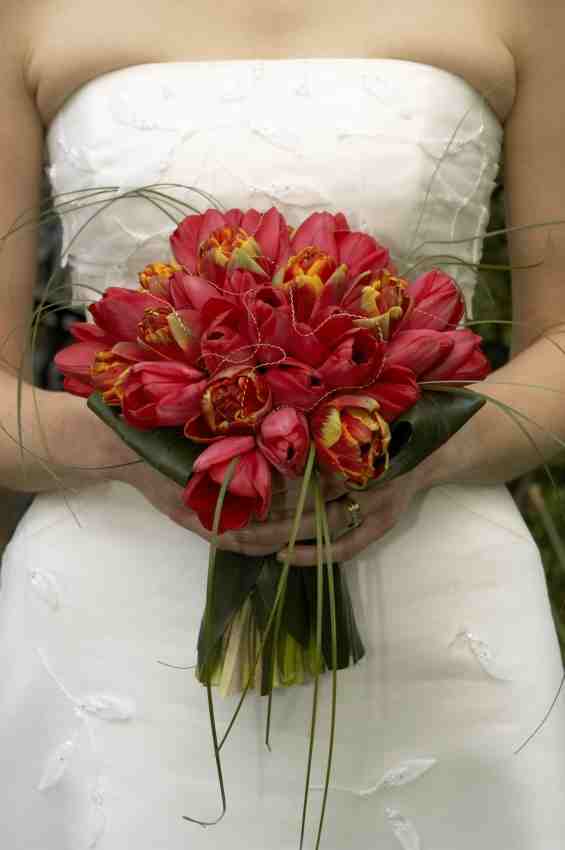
[[54, 204, 489, 842]]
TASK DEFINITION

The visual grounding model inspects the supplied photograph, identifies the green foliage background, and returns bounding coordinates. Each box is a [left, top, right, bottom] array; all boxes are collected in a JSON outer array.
[[474, 178, 565, 656]]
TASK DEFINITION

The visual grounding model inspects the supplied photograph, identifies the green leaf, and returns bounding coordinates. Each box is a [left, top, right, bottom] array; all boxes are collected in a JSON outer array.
[[301, 561, 365, 670], [375, 389, 485, 485], [196, 549, 264, 680], [87, 392, 202, 486]]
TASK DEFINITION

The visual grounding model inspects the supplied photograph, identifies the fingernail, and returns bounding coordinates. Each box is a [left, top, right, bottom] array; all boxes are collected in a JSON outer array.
[[277, 551, 287, 561]]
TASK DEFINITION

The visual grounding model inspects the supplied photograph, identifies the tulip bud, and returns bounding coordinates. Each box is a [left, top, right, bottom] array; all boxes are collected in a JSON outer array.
[[183, 436, 272, 532], [258, 407, 310, 477], [384, 329, 454, 376], [121, 362, 207, 429], [420, 329, 491, 383]]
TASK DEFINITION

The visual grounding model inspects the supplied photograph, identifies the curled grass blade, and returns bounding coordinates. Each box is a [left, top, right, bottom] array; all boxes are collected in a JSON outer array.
[[314, 480, 338, 850], [298, 482, 325, 850], [183, 455, 239, 827]]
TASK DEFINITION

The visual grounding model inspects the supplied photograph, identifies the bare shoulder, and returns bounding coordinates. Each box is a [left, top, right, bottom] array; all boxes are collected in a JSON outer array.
[[504, 0, 565, 72], [0, 0, 32, 74]]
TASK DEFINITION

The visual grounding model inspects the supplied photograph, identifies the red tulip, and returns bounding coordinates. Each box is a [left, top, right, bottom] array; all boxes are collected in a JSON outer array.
[[288, 211, 389, 278], [401, 270, 465, 331], [121, 362, 207, 429], [366, 365, 421, 421], [311, 393, 391, 487], [384, 329, 454, 376], [260, 358, 326, 411], [420, 329, 491, 383], [89, 287, 168, 341], [258, 407, 310, 477], [170, 207, 289, 286], [185, 366, 272, 441], [183, 436, 272, 532], [319, 329, 385, 390], [54, 338, 151, 403]]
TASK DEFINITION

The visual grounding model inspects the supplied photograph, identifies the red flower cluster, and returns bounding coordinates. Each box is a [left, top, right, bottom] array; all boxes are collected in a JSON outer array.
[[56, 208, 490, 532]]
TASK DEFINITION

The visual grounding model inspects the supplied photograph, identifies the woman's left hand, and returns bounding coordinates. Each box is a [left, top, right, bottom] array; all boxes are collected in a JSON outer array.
[[225, 463, 430, 565]]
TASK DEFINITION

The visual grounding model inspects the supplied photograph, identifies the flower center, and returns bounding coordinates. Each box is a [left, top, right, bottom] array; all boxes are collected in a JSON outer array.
[[197, 226, 257, 271]]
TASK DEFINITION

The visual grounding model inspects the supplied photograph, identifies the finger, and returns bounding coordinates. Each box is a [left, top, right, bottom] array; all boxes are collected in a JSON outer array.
[[233, 510, 319, 548], [239, 495, 364, 553], [279, 512, 396, 566], [169, 509, 277, 555], [279, 525, 371, 567]]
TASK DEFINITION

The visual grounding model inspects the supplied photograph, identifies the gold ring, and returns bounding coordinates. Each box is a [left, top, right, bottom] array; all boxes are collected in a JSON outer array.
[[343, 496, 363, 530]]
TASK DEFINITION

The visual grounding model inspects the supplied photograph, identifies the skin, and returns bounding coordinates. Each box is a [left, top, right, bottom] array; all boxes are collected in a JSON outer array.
[[1, 0, 565, 566]]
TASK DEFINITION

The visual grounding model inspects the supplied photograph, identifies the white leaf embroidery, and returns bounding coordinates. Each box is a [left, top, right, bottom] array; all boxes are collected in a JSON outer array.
[[360, 758, 437, 795], [451, 631, 513, 680], [38, 738, 76, 791], [29, 569, 60, 610], [79, 694, 136, 721], [386, 807, 421, 850], [88, 789, 107, 848]]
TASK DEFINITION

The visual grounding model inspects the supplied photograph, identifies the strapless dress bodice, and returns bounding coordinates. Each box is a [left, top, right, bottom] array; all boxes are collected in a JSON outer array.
[[44, 58, 503, 314]]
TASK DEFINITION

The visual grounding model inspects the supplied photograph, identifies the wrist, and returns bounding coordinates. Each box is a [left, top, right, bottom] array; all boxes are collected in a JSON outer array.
[[49, 391, 138, 487], [410, 442, 454, 492]]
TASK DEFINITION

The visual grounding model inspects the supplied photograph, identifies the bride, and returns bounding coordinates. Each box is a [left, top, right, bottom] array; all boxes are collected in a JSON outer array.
[[1, 1, 565, 848]]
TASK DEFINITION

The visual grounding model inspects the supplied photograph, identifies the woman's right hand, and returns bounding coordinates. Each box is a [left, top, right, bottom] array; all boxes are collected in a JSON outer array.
[[116, 457, 289, 557]]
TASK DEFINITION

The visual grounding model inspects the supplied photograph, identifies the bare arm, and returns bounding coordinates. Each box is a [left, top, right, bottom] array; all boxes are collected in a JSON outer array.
[[422, 3, 565, 487], [0, 8, 135, 493]]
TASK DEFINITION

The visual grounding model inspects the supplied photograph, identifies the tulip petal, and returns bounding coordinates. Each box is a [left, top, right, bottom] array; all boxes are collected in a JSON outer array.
[[62, 376, 94, 397], [193, 437, 256, 473], [401, 270, 465, 332], [183, 472, 254, 532], [254, 207, 290, 265], [385, 330, 454, 376], [367, 366, 420, 421], [90, 288, 166, 341], [54, 341, 105, 377], [290, 212, 338, 259]]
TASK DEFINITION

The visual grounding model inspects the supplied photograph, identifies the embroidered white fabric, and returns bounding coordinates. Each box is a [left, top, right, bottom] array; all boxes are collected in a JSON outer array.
[[1, 59, 565, 850]]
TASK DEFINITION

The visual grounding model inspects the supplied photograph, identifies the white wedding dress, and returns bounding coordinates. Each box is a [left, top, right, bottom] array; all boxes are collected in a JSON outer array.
[[1, 58, 565, 850]]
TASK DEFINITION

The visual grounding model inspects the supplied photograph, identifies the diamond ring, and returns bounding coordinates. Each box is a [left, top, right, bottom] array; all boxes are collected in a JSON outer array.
[[343, 496, 363, 531]]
